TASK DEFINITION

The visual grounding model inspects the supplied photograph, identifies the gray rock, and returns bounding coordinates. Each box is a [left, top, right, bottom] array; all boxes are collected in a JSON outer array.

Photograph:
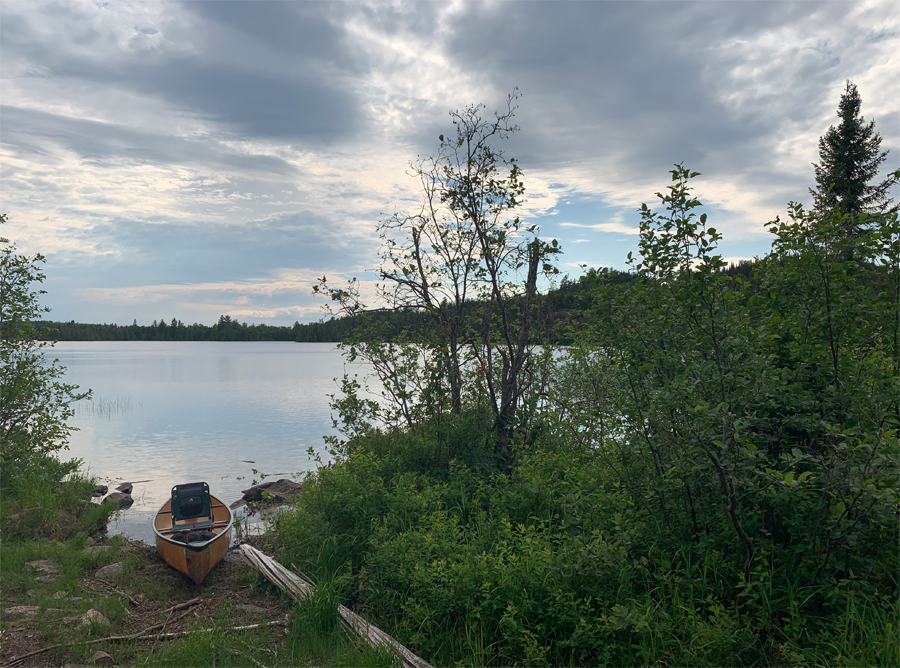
[[53, 590, 69, 600], [91, 650, 115, 666], [95, 562, 124, 579], [26, 558, 62, 576], [91, 485, 108, 497], [240, 478, 302, 504], [103, 492, 134, 508], [4, 605, 38, 620], [80, 608, 110, 628], [84, 545, 114, 556], [116, 482, 133, 494]]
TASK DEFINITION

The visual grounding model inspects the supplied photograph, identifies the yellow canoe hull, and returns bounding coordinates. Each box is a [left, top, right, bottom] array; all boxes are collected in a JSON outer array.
[[153, 493, 233, 584]]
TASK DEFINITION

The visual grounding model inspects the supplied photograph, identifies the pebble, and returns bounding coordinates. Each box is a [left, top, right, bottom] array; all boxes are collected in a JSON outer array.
[[80, 609, 110, 628]]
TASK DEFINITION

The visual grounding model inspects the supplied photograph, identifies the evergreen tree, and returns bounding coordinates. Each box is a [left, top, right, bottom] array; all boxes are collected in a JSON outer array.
[[810, 80, 898, 216]]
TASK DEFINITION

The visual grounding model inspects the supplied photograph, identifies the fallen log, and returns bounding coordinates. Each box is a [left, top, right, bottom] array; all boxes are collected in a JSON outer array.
[[238, 544, 433, 668]]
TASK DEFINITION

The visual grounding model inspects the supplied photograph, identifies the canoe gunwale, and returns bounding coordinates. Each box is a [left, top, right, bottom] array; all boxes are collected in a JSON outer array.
[[152, 494, 234, 551]]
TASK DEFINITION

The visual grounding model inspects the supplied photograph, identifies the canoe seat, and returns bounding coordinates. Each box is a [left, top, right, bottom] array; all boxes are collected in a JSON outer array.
[[171, 482, 214, 531]]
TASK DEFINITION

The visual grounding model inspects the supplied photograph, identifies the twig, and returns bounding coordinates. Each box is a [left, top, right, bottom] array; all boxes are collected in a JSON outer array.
[[131, 620, 285, 641], [163, 597, 202, 613], [150, 597, 200, 656], [0, 620, 285, 668], [82, 577, 137, 607]]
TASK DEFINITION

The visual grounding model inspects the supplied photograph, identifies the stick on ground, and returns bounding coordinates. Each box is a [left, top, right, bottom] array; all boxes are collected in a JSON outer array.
[[0, 619, 285, 668]]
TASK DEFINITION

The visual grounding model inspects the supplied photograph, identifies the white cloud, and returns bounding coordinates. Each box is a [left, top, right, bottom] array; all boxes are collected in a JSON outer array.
[[560, 222, 640, 235]]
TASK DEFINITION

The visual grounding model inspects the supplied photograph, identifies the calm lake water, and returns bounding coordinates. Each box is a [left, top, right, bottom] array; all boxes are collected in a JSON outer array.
[[52, 342, 350, 543]]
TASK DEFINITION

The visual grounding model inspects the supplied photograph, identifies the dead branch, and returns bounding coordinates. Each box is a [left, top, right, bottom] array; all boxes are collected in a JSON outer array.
[[239, 544, 432, 668], [0, 617, 283, 667], [163, 597, 202, 613]]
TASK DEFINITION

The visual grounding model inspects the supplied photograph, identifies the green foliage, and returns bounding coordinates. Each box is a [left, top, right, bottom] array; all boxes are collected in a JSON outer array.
[[0, 214, 88, 485], [272, 163, 899, 666]]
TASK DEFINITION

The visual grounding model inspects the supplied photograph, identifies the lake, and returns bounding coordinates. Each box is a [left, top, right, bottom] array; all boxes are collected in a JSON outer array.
[[51, 341, 351, 543]]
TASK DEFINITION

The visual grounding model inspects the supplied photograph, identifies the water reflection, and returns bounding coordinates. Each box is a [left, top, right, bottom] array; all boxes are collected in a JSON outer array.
[[54, 342, 349, 543]]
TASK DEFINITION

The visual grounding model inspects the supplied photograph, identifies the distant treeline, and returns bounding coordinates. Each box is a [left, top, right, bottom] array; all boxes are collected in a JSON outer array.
[[35, 315, 299, 342], [34, 265, 753, 343]]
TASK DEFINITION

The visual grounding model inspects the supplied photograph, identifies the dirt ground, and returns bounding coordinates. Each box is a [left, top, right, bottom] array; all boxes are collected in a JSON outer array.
[[0, 537, 292, 668]]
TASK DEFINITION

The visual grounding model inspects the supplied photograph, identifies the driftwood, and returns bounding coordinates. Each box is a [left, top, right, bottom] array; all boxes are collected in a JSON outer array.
[[239, 544, 433, 668]]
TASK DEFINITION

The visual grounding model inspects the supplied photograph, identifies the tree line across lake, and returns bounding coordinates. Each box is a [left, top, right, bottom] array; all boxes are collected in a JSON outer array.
[[34, 270, 650, 343]]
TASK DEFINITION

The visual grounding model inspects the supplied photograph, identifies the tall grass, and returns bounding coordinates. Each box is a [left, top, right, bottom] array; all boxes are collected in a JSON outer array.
[[73, 396, 138, 420]]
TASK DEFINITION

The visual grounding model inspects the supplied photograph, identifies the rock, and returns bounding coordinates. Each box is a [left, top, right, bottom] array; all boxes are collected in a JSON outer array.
[[103, 492, 134, 508], [84, 545, 114, 556], [4, 605, 39, 620], [26, 589, 35, 599], [91, 484, 108, 497], [235, 603, 267, 615], [53, 590, 69, 600], [95, 562, 124, 579], [83, 536, 96, 548], [91, 650, 115, 666], [116, 482, 133, 494], [26, 558, 62, 577], [240, 478, 302, 504], [80, 609, 110, 628], [88, 516, 109, 537]]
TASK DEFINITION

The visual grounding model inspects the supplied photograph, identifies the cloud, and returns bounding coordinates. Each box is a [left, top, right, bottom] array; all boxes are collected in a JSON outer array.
[[560, 222, 640, 236], [2, 0, 897, 324]]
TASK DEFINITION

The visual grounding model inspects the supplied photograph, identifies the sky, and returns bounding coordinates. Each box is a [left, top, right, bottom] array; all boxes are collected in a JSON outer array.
[[2, 0, 898, 326]]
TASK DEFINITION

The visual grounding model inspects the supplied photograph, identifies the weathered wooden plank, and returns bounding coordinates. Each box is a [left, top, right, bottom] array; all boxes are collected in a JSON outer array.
[[238, 544, 433, 668]]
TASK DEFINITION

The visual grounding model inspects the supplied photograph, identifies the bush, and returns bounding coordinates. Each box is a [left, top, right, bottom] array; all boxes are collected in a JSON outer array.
[[1, 214, 88, 486]]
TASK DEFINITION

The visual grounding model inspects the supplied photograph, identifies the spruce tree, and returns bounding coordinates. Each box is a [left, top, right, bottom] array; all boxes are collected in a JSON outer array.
[[810, 80, 898, 215]]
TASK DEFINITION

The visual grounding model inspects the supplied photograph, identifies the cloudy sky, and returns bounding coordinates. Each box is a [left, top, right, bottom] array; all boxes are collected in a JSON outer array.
[[2, 0, 898, 326]]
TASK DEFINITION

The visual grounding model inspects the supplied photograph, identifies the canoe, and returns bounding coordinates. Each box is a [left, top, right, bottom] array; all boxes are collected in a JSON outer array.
[[153, 492, 233, 584]]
